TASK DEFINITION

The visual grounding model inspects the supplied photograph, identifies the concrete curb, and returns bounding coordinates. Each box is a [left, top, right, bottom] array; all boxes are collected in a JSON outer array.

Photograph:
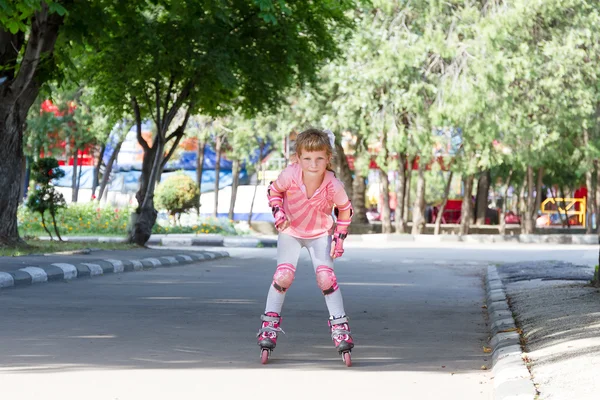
[[485, 265, 537, 400], [0, 250, 228, 291], [346, 233, 598, 245], [39, 235, 278, 248]]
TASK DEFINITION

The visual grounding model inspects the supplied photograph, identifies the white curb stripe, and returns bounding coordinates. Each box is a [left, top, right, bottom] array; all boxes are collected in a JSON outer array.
[[51, 263, 78, 280], [81, 263, 103, 276], [142, 258, 161, 267], [131, 260, 143, 271], [104, 259, 125, 273], [162, 256, 178, 265], [19, 267, 48, 283], [0, 272, 14, 288], [177, 255, 193, 262]]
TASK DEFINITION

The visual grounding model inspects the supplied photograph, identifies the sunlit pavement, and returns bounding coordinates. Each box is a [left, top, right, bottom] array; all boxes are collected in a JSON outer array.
[[4, 242, 587, 399]]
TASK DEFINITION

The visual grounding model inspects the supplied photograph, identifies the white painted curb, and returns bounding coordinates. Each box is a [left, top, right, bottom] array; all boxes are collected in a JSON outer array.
[[19, 267, 48, 283]]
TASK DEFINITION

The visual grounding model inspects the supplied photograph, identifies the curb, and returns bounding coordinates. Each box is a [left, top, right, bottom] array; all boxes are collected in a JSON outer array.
[[485, 265, 537, 400], [0, 250, 229, 291], [38, 235, 278, 248]]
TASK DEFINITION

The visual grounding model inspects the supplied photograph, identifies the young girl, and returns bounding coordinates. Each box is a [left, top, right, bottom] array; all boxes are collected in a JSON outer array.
[[256, 128, 354, 366]]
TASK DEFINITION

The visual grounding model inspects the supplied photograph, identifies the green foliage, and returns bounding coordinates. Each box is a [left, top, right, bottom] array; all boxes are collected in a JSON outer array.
[[155, 172, 200, 217], [0, 1, 65, 34], [18, 204, 236, 236], [26, 186, 66, 216], [31, 157, 65, 185], [26, 157, 67, 239]]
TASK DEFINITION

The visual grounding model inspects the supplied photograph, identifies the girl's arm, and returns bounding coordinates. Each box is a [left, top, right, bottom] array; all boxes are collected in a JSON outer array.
[[331, 202, 353, 259]]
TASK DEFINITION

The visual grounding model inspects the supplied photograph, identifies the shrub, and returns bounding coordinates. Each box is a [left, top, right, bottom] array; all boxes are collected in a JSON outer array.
[[26, 158, 67, 240], [155, 172, 200, 223]]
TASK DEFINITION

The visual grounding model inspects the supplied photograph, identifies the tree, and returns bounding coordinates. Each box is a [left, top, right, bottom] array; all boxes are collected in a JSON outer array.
[[0, 1, 68, 246], [72, 0, 355, 246]]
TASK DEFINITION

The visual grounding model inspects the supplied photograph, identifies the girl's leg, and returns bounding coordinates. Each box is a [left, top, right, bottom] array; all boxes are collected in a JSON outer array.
[[264, 233, 303, 314], [305, 235, 346, 317], [306, 235, 354, 355]]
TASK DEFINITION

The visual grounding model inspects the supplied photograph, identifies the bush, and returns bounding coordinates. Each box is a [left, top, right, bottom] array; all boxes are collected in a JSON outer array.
[[155, 172, 200, 223], [26, 158, 67, 240]]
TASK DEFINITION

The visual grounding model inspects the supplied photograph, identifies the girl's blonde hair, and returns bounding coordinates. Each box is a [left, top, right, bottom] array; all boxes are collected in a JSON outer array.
[[295, 128, 335, 172]]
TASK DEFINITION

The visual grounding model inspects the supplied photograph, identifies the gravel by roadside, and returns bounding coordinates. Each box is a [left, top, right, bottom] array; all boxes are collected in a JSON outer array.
[[488, 261, 599, 400]]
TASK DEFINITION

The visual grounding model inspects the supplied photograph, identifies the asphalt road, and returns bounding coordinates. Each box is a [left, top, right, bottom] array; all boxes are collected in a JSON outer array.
[[5, 242, 586, 399]]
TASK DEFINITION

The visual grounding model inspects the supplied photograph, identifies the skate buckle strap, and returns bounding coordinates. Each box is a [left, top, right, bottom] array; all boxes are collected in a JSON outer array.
[[261, 314, 282, 323], [330, 316, 349, 325], [257, 326, 285, 337]]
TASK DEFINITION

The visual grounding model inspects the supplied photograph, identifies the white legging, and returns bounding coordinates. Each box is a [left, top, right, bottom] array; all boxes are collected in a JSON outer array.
[[264, 232, 346, 317]]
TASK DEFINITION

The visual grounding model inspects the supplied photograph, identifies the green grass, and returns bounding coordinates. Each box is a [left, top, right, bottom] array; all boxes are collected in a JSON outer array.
[[0, 239, 139, 257]]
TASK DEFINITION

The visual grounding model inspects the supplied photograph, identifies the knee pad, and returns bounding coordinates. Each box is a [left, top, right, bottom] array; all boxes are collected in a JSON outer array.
[[316, 266, 339, 295], [272, 263, 296, 293]]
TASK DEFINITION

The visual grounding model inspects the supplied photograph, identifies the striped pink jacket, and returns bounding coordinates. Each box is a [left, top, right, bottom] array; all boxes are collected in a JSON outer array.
[[269, 163, 350, 239]]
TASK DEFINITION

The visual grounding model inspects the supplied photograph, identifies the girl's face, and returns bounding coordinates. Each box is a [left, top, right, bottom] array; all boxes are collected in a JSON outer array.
[[298, 149, 330, 178]]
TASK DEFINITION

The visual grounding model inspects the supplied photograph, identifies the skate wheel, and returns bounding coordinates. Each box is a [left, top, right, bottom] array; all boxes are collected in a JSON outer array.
[[260, 349, 269, 364], [342, 352, 352, 367]]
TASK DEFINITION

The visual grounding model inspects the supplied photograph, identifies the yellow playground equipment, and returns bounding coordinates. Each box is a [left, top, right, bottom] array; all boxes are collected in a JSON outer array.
[[539, 197, 586, 227]]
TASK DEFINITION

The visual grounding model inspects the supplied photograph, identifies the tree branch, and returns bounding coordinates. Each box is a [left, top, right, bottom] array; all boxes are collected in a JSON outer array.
[[161, 106, 192, 169], [132, 97, 150, 152], [161, 75, 174, 132], [163, 80, 194, 130], [155, 79, 162, 136]]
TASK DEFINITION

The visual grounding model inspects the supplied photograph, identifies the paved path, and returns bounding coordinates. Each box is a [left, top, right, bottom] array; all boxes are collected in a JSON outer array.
[[0, 247, 492, 399]]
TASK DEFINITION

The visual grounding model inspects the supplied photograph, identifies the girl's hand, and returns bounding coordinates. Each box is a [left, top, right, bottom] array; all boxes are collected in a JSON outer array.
[[330, 232, 346, 259], [276, 217, 290, 232]]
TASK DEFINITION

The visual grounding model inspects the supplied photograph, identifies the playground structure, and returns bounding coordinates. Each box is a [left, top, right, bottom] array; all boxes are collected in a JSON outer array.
[[538, 197, 587, 228]]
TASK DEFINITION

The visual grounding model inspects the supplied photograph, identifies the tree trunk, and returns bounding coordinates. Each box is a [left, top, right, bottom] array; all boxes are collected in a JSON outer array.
[[411, 161, 426, 234], [475, 170, 491, 225], [380, 169, 392, 233], [228, 158, 240, 220], [334, 141, 353, 199], [0, 104, 28, 246], [0, 4, 64, 246], [523, 166, 535, 234], [395, 153, 408, 233], [92, 145, 106, 199], [213, 135, 223, 218], [19, 155, 28, 202], [98, 139, 124, 202], [499, 170, 513, 235], [596, 160, 600, 233], [534, 167, 544, 221], [352, 174, 369, 224], [585, 167, 594, 233], [129, 143, 161, 246], [71, 147, 79, 202], [404, 157, 414, 226], [459, 174, 475, 235], [196, 139, 206, 211], [434, 171, 454, 235], [248, 142, 266, 225]]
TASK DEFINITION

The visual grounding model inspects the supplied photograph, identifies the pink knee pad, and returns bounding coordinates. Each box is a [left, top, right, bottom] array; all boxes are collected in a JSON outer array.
[[272, 263, 296, 293], [316, 266, 339, 295]]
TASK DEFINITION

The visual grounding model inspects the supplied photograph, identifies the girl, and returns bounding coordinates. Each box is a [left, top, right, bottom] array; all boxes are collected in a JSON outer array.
[[256, 128, 354, 366]]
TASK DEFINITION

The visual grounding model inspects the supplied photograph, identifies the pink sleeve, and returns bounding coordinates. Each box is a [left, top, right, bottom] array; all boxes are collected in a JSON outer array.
[[331, 179, 350, 207], [273, 165, 295, 191]]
